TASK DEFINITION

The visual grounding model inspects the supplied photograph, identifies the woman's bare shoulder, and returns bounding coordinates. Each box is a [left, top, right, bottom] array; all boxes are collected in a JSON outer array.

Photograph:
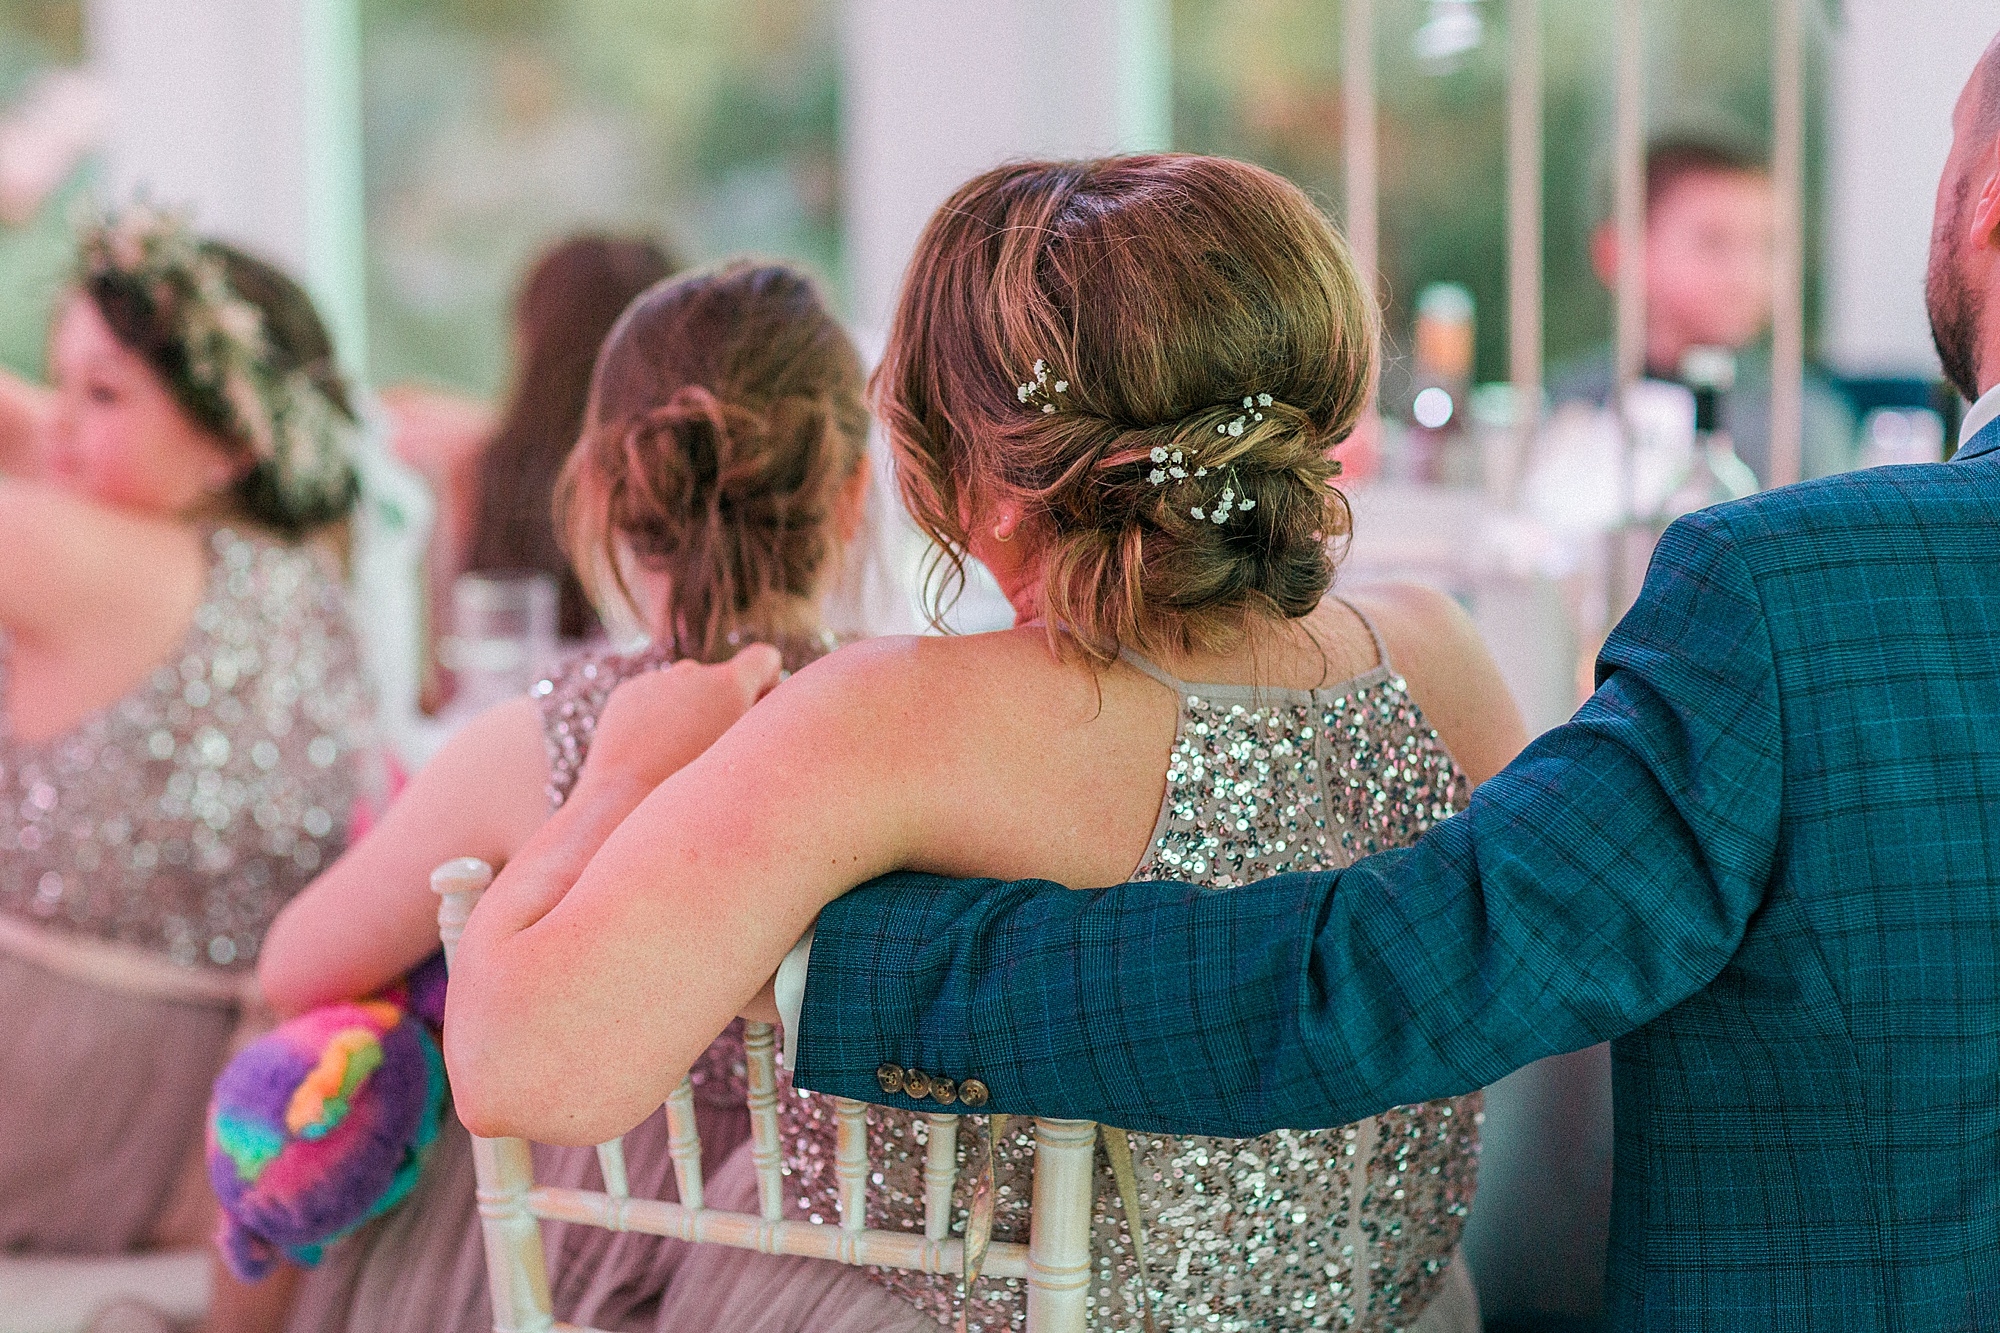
[[1340, 581, 1482, 664], [1337, 581, 1529, 786], [733, 628, 1101, 793], [789, 627, 1079, 707], [0, 480, 204, 638], [0, 478, 198, 566]]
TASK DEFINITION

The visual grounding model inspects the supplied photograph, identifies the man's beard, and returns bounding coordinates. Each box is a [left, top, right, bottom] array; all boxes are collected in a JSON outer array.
[[1928, 174, 1985, 403]]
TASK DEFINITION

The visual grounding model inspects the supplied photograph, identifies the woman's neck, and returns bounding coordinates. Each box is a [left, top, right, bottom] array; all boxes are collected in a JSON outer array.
[[653, 593, 828, 661], [999, 569, 1045, 628]]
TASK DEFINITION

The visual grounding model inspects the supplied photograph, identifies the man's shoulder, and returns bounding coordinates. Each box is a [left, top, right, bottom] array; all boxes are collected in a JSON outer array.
[[1667, 461, 1998, 647], [1703, 458, 1993, 553]]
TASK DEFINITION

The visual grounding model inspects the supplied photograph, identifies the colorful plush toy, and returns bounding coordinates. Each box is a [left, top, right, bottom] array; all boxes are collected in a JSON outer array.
[[207, 953, 449, 1280]]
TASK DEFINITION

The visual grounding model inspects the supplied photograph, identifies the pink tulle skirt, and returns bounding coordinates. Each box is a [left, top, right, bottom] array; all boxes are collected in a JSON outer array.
[[0, 947, 237, 1254]]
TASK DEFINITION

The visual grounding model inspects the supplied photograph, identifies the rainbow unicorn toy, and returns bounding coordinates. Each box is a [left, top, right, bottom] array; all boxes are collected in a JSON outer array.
[[207, 954, 448, 1279]]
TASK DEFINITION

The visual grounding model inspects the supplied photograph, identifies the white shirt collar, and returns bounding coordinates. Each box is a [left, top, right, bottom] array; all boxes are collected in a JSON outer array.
[[1961, 384, 2000, 448]]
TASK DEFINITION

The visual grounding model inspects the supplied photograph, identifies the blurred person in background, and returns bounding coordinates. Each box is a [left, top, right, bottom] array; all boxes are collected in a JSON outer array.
[[252, 262, 871, 1333], [467, 234, 677, 641], [383, 234, 675, 709], [0, 207, 373, 1330], [0, 361, 48, 471], [1552, 134, 1857, 485]]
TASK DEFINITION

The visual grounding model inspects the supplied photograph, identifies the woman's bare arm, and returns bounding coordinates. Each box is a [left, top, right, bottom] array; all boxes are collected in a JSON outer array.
[[446, 642, 925, 1144], [264, 646, 795, 1021], [257, 697, 550, 1016]]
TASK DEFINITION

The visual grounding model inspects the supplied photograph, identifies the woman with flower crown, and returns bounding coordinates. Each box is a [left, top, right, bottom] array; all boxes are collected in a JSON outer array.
[[0, 207, 373, 1326]]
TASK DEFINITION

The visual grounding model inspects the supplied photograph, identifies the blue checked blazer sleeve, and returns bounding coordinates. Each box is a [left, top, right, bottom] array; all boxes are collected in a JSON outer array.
[[793, 510, 1784, 1134]]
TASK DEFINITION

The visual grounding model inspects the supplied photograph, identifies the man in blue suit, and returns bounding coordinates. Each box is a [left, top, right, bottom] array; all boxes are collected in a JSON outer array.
[[781, 38, 2000, 1326]]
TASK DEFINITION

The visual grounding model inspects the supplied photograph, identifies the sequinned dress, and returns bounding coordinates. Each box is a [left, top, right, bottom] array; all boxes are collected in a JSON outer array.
[[0, 526, 372, 1253], [289, 641, 806, 1333], [667, 608, 1483, 1332]]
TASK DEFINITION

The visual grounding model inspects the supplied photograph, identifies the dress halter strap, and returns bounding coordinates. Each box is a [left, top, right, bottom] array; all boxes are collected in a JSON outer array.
[[1116, 646, 1195, 695], [1331, 595, 1393, 675], [1120, 596, 1393, 695]]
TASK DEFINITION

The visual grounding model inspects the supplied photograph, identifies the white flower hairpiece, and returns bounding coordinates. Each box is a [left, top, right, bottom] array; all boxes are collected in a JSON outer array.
[[1217, 394, 1274, 439], [81, 203, 359, 518], [1155, 393, 1272, 525], [1016, 359, 1069, 414], [1014, 361, 1269, 527]]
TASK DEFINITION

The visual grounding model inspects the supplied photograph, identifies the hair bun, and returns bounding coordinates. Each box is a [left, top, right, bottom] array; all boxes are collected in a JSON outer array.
[[557, 262, 869, 662], [642, 385, 844, 524]]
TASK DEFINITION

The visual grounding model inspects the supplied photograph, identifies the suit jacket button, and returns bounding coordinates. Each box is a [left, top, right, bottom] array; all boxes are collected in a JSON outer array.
[[931, 1077, 957, 1106], [958, 1078, 990, 1109], [902, 1069, 934, 1099], [876, 1063, 906, 1096]]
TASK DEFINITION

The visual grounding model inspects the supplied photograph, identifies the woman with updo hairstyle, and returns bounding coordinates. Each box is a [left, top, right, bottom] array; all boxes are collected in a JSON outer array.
[[256, 261, 872, 1333], [446, 155, 1532, 1333], [0, 207, 372, 1312]]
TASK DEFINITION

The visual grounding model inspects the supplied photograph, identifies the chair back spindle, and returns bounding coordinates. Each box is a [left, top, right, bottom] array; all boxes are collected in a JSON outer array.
[[742, 1021, 787, 1222], [433, 858, 1094, 1333]]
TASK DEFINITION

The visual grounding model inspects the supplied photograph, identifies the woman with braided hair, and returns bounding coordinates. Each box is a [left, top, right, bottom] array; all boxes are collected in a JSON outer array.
[[253, 260, 875, 1333], [448, 154, 1531, 1332], [0, 207, 373, 1318]]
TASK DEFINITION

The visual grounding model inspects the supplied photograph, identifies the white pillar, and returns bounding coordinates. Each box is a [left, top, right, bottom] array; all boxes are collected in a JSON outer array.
[[1825, 0, 1995, 380], [1768, 0, 1805, 488], [86, 0, 366, 368], [1506, 0, 1542, 461], [841, 0, 1171, 341], [841, 0, 1169, 634], [1343, 0, 1378, 298]]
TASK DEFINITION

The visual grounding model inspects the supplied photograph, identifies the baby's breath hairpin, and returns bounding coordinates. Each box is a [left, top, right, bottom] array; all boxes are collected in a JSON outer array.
[[1014, 360, 1267, 527], [1179, 393, 1273, 525], [1016, 359, 1068, 414], [1147, 393, 1270, 525], [1221, 394, 1275, 438], [1189, 473, 1254, 525]]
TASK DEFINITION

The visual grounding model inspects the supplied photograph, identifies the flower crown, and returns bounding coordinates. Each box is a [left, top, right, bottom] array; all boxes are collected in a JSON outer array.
[[1017, 361, 1262, 526], [80, 204, 360, 518]]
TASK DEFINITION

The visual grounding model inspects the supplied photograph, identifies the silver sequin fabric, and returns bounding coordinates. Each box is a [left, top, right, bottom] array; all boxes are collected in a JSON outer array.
[[0, 527, 372, 971], [778, 650, 1481, 1330], [533, 641, 675, 812]]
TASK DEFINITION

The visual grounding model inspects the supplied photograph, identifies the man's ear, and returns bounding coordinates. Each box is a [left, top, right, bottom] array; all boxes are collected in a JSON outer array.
[[1971, 132, 2000, 252]]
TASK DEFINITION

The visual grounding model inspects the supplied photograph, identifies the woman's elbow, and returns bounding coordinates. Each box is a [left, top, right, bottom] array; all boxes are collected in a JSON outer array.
[[447, 1069, 551, 1143], [445, 1015, 567, 1141], [446, 1048, 644, 1147], [255, 924, 316, 1018], [442, 985, 632, 1145]]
